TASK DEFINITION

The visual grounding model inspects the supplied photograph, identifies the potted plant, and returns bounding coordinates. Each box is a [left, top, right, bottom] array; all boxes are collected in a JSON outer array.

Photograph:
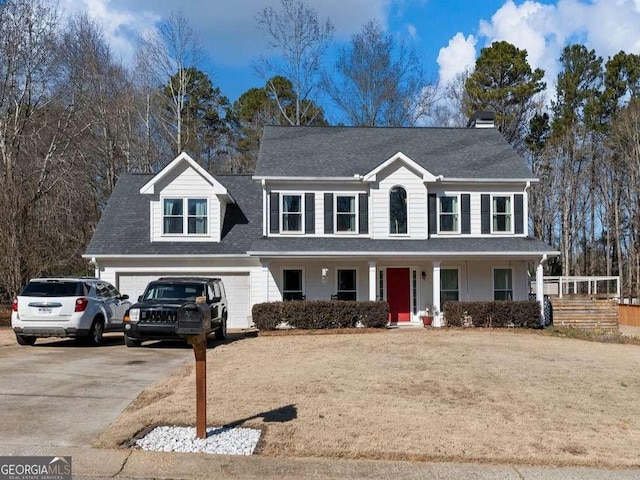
[[419, 306, 436, 327]]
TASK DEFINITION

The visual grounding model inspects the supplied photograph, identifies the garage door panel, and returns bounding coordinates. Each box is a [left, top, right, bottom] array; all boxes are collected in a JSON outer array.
[[116, 273, 250, 328]]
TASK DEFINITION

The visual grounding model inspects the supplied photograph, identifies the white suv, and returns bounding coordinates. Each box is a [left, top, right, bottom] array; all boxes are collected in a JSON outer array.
[[11, 278, 131, 346]]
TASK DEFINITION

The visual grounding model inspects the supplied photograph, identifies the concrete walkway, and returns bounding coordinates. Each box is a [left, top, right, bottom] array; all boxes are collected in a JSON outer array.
[[2, 446, 638, 480]]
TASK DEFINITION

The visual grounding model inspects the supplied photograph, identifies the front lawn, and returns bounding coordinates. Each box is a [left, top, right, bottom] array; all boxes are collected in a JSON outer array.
[[97, 329, 640, 467]]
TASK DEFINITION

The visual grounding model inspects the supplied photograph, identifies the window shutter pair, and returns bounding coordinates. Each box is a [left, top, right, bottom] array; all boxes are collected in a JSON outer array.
[[324, 193, 368, 234], [481, 193, 524, 234], [429, 194, 470, 235], [269, 192, 315, 234]]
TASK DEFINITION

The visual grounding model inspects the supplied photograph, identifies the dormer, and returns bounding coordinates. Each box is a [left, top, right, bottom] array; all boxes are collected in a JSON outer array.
[[140, 152, 235, 243], [364, 152, 436, 240]]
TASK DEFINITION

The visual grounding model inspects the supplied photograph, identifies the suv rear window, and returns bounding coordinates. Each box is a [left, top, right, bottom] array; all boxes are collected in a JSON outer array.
[[21, 281, 86, 297], [142, 283, 206, 302]]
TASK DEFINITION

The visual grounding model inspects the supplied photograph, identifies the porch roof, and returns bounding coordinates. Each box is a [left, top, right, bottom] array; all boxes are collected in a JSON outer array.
[[248, 236, 558, 258]]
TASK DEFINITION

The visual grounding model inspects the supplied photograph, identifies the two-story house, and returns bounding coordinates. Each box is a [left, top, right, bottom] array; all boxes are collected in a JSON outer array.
[[84, 113, 557, 328]]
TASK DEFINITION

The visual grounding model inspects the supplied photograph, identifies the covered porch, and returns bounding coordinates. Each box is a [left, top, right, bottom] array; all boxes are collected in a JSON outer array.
[[254, 255, 549, 326]]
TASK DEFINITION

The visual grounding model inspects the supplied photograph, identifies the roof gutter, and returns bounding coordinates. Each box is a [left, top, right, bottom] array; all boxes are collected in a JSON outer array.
[[82, 254, 251, 259], [441, 177, 539, 183], [247, 250, 560, 258]]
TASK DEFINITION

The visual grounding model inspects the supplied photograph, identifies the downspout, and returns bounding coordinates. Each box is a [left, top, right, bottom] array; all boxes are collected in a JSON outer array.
[[90, 257, 100, 279], [524, 181, 531, 236]]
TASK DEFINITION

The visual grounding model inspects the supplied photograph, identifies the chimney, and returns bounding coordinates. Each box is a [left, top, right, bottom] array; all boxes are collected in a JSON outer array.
[[467, 111, 495, 128]]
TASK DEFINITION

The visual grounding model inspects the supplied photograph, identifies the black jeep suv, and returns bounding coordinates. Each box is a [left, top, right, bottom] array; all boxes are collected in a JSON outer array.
[[123, 277, 228, 347]]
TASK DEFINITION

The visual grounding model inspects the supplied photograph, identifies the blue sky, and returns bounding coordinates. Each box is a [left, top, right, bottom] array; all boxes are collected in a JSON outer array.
[[59, 0, 640, 107]]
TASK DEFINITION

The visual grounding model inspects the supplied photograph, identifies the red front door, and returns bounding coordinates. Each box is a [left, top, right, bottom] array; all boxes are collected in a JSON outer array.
[[387, 268, 411, 322]]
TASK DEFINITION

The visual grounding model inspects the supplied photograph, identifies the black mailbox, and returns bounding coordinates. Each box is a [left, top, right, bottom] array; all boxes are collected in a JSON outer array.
[[176, 302, 210, 336]]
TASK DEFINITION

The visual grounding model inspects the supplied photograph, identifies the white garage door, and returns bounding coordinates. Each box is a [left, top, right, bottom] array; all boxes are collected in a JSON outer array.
[[117, 273, 251, 328]]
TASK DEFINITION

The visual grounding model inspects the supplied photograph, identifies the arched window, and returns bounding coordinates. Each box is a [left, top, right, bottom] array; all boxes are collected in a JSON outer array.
[[389, 186, 407, 234]]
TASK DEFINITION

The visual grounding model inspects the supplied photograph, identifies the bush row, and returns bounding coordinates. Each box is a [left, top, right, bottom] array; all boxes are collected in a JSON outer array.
[[443, 301, 541, 328], [252, 300, 389, 331]]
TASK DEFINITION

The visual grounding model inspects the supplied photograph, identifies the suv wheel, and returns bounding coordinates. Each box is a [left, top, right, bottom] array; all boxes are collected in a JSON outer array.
[[16, 334, 36, 346], [215, 313, 227, 340], [85, 318, 104, 346], [124, 335, 142, 347]]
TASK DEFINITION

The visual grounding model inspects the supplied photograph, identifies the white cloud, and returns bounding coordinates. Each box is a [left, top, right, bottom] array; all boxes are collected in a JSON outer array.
[[437, 0, 640, 101], [406, 23, 418, 40], [436, 33, 477, 83], [59, 0, 392, 68]]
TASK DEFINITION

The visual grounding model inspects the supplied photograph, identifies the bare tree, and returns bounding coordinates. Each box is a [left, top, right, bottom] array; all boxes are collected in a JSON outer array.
[[255, 0, 334, 125], [136, 11, 204, 155], [323, 19, 433, 126], [0, 0, 92, 299]]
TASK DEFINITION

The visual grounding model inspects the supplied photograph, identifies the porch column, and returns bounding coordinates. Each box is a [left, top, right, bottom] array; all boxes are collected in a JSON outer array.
[[536, 254, 547, 325], [368, 260, 377, 301], [432, 261, 441, 326], [261, 260, 271, 302]]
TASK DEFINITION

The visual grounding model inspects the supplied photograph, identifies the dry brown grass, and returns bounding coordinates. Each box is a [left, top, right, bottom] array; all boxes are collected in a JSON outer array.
[[96, 329, 640, 468]]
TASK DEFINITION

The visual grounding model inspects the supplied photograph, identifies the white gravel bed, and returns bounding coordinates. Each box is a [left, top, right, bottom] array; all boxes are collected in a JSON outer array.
[[135, 425, 261, 455]]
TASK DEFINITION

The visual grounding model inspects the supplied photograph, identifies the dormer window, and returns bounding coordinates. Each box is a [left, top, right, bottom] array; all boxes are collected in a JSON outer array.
[[389, 186, 407, 235], [163, 198, 208, 235], [282, 194, 303, 232]]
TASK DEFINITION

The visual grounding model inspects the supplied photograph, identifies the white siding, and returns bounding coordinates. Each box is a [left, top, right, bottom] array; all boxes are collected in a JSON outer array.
[[97, 258, 262, 328], [267, 259, 371, 301], [428, 183, 528, 237], [150, 163, 222, 242], [371, 163, 427, 239], [267, 183, 368, 237], [416, 259, 530, 304]]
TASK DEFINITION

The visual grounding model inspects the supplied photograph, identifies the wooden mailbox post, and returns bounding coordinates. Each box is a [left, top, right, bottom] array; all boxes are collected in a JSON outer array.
[[177, 301, 209, 439]]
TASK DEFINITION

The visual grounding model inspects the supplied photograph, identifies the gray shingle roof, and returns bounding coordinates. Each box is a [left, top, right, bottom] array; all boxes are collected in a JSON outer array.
[[255, 126, 534, 179], [249, 236, 557, 256], [85, 174, 262, 256]]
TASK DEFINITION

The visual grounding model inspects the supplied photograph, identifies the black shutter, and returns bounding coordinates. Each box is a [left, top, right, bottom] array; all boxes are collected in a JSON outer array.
[[481, 194, 490, 234], [305, 193, 315, 234], [514, 194, 524, 234], [428, 194, 437, 235], [324, 193, 333, 234], [359, 193, 368, 234], [461, 194, 471, 234], [269, 192, 279, 234]]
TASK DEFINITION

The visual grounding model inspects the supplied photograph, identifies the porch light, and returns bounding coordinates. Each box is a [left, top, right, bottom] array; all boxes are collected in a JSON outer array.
[[421, 271, 426, 280], [322, 268, 329, 284]]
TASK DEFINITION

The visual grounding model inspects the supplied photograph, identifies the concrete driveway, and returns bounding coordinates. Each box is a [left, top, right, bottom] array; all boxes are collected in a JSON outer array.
[[0, 331, 191, 452]]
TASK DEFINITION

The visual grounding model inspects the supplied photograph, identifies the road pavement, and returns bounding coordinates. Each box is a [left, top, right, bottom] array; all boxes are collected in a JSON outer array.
[[0, 333, 190, 449]]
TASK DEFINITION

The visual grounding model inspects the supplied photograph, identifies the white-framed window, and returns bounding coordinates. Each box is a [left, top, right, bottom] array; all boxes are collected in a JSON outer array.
[[163, 198, 208, 235], [493, 268, 513, 300], [336, 269, 357, 301], [440, 268, 459, 302], [492, 195, 512, 233], [389, 186, 408, 235], [438, 195, 459, 233], [281, 194, 303, 233], [335, 194, 357, 233], [282, 269, 304, 300]]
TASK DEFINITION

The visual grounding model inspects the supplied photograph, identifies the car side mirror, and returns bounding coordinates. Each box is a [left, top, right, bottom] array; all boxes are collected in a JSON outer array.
[[211, 296, 221, 303], [120, 294, 129, 300], [138, 295, 143, 302]]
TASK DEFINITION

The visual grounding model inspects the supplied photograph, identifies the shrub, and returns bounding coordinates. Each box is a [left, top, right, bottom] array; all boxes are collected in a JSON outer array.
[[443, 301, 541, 328], [251, 300, 389, 331]]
